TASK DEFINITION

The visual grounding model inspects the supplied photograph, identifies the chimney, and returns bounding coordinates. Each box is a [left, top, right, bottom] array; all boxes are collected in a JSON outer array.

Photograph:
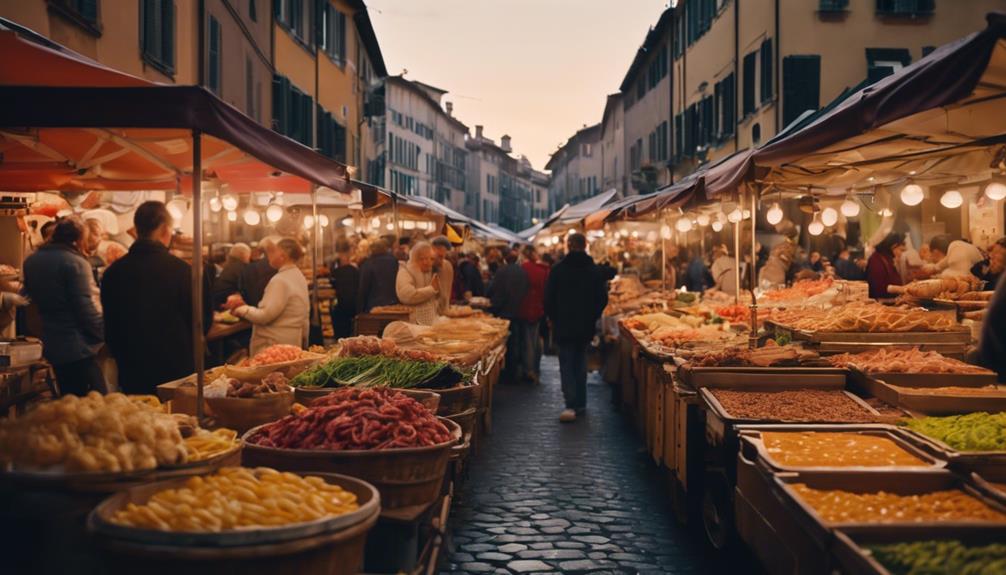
[[501, 135, 512, 153], [475, 125, 483, 140], [445, 101, 453, 116]]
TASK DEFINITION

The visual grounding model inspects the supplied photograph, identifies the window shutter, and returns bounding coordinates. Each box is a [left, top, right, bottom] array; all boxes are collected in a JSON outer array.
[[782, 55, 821, 127], [743, 52, 756, 116], [273, 0, 282, 20], [208, 17, 221, 93], [338, 10, 346, 63], [760, 39, 773, 103], [725, 73, 735, 134], [334, 120, 347, 162], [141, 0, 155, 57], [163, 0, 175, 70], [79, 0, 98, 22]]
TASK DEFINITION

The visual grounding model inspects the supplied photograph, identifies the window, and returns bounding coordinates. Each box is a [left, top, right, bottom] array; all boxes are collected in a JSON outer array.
[[866, 48, 911, 84], [648, 131, 657, 163], [49, 0, 100, 30], [818, 0, 849, 12], [657, 121, 669, 161], [316, 106, 346, 162], [782, 55, 821, 127], [760, 39, 773, 103], [714, 73, 736, 140], [249, 0, 256, 21], [674, 114, 683, 159], [320, 4, 346, 64], [699, 96, 714, 147], [274, 0, 308, 43], [207, 16, 221, 94], [272, 74, 312, 146], [876, 0, 934, 17], [141, 0, 175, 74], [742, 51, 757, 117], [685, 104, 697, 156]]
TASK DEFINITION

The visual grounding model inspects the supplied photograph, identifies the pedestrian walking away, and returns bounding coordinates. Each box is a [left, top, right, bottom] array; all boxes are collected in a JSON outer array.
[[488, 248, 529, 385], [544, 233, 607, 422], [517, 245, 549, 383]]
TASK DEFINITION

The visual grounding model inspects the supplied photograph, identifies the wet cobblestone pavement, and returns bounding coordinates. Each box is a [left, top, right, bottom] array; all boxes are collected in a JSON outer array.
[[442, 357, 727, 574]]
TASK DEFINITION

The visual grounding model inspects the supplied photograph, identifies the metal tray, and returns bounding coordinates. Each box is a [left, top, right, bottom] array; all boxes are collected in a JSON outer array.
[[738, 424, 946, 474], [772, 469, 1006, 547], [872, 381, 1006, 415], [679, 366, 847, 389], [765, 321, 971, 344], [897, 426, 1006, 470], [832, 527, 1006, 575]]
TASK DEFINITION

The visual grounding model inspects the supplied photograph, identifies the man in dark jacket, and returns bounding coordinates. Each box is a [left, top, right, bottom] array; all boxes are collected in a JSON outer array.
[[544, 233, 608, 422], [102, 201, 211, 395], [212, 243, 250, 308], [358, 239, 400, 312], [23, 217, 105, 396], [488, 249, 529, 384], [458, 253, 485, 297], [239, 236, 278, 307]]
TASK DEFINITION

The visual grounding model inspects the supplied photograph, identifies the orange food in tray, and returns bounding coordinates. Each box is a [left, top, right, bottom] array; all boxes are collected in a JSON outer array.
[[761, 431, 929, 467], [790, 484, 1006, 523]]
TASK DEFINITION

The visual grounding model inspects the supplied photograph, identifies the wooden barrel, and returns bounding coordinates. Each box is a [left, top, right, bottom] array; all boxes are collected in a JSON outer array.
[[417, 381, 480, 416], [445, 407, 479, 439], [293, 387, 441, 413], [87, 472, 380, 575], [241, 419, 461, 510], [0, 452, 239, 575], [204, 393, 294, 434]]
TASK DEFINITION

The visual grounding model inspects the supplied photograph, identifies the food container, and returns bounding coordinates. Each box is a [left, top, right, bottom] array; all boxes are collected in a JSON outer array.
[[897, 423, 1006, 471], [87, 472, 380, 575], [738, 424, 945, 474], [293, 387, 441, 414], [224, 352, 326, 382], [831, 527, 1006, 575], [679, 366, 847, 389], [241, 419, 462, 511], [204, 392, 295, 434]]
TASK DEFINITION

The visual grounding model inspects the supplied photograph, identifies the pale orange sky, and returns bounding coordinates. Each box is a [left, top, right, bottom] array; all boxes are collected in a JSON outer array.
[[367, 0, 671, 171]]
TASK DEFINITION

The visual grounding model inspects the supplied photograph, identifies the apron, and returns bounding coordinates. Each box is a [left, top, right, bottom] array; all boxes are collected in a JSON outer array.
[[404, 266, 440, 326]]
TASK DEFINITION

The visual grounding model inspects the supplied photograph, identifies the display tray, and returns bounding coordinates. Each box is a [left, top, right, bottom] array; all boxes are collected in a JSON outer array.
[[871, 381, 1006, 416], [766, 321, 971, 344], [897, 426, 1006, 470], [771, 469, 1006, 546], [832, 526, 1006, 575], [737, 424, 945, 474], [679, 366, 847, 389], [87, 470, 380, 548]]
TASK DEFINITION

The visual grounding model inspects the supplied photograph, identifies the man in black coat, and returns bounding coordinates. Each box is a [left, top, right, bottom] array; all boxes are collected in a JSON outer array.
[[239, 236, 279, 307], [102, 201, 211, 395], [358, 238, 401, 312], [487, 249, 529, 384], [544, 233, 608, 423], [212, 243, 250, 308], [458, 253, 486, 297]]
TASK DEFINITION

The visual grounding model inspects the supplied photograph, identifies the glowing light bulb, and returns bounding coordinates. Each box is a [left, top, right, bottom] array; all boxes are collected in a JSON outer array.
[[727, 208, 743, 223], [900, 183, 924, 206], [209, 197, 222, 212], [221, 194, 238, 211], [711, 220, 724, 232], [243, 209, 261, 226], [319, 215, 329, 227], [696, 213, 710, 227], [821, 207, 838, 227], [265, 204, 284, 223], [940, 190, 963, 209], [742, 209, 751, 220], [341, 217, 353, 226], [808, 215, 824, 236], [166, 199, 186, 222], [303, 215, 315, 229], [880, 208, 894, 218], [385, 223, 394, 231], [370, 217, 381, 229], [630, 230, 639, 238], [766, 203, 784, 225], [226, 210, 237, 222], [676, 218, 692, 233], [660, 225, 672, 240], [985, 182, 1006, 201], [841, 197, 860, 218]]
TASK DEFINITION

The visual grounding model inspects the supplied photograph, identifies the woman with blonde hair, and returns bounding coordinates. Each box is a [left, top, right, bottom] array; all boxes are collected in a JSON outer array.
[[230, 238, 310, 354], [396, 241, 441, 325]]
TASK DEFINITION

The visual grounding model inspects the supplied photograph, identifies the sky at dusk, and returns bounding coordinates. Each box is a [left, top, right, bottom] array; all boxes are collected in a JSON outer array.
[[367, 0, 671, 171]]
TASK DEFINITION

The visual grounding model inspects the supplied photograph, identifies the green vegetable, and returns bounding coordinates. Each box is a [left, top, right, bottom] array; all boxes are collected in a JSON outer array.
[[290, 356, 465, 390], [902, 412, 1006, 452], [868, 540, 1006, 575]]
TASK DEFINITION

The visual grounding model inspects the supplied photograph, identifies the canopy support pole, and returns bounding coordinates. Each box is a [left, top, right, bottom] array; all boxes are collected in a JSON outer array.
[[392, 196, 400, 238], [750, 188, 759, 349], [311, 185, 322, 344], [192, 129, 205, 424], [733, 204, 741, 306]]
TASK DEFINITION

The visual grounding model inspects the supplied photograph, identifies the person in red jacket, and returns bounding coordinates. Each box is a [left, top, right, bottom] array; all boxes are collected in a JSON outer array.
[[866, 232, 906, 299], [517, 245, 550, 383]]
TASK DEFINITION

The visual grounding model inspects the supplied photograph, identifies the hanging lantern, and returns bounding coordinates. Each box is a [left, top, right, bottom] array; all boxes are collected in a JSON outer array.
[[303, 215, 315, 229], [243, 209, 261, 226], [341, 217, 353, 226], [209, 196, 222, 213], [821, 207, 839, 227], [166, 199, 187, 223], [221, 194, 239, 211], [807, 214, 824, 236], [226, 210, 237, 222], [696, 213, 710, 227], [675, 218, 692, 232], [711, 220, 724, 232], [660, 224, 672, 240], [900, 182, 924, 206], [727, 208, 743, 223], [840, 196, 860, 217], [766, 203, 784, 225], [631, 230, 639, 238], [940, 189, 963, 209], [265, 204, 284, 223], [985, 181, 1006, 201], [385, 223, 394, 231], [880, 208, 894, 218], [319, 215, 330, 228]]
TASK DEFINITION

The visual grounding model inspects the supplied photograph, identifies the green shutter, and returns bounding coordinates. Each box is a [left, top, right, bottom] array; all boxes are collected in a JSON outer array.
[[163, 0, 175, 70], [760, 39, 773, 103], [743, 51, 756, 116], [78, 0, 98, 22]]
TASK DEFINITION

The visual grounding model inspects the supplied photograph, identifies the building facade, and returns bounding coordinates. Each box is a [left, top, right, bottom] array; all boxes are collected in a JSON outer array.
[[367, 76, 469, 212], [546, 123, 603, 212], [600, 92, 627, 198]]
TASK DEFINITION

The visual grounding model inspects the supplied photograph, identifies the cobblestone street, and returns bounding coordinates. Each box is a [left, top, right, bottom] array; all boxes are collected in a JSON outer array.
[[442, 357, 723, 574]]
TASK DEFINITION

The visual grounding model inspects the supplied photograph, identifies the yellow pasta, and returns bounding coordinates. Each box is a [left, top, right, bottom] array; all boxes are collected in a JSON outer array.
[[110, 467, 359, 531], [183, 428, 239, 462]]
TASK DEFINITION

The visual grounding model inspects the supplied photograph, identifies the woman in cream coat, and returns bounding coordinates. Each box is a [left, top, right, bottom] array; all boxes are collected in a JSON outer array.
[[396, 242, 441, 326], [231, 238, 310, 354]]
